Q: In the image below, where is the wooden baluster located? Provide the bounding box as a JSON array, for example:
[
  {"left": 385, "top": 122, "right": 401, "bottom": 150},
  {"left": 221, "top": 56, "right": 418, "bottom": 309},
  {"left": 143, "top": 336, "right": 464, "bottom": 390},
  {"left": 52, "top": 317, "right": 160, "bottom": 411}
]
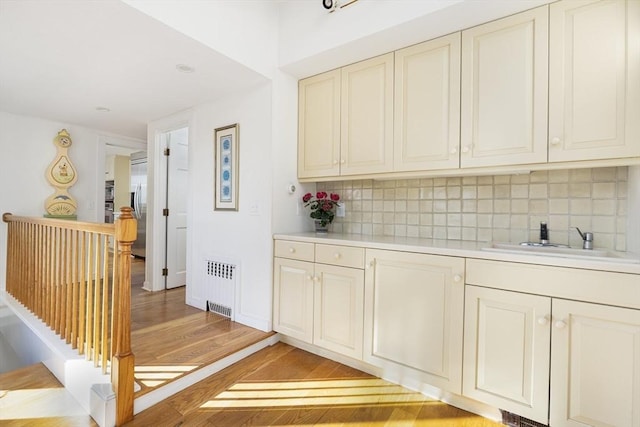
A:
[
  {"left": 86, "top": 233, "right": 94, "bottom": 360},
  {"left": 78, "top": 231, "right": 87, "bottom": 354},
  {"left": 112, "top": 207, "right": 136, "bottom": 426},
  {"left": 101, "top": 235, "right": 109, "bottom": 373},
  {"left": 71, "top": 229, "right": 79, "bottom": 349}
]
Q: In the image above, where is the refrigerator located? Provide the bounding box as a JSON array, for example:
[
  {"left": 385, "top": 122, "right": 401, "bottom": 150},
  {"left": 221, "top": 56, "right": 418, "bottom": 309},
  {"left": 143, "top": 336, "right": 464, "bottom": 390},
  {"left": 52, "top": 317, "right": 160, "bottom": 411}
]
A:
[{"left": 130, "top": 151, "right": 147, "bottom": 258}]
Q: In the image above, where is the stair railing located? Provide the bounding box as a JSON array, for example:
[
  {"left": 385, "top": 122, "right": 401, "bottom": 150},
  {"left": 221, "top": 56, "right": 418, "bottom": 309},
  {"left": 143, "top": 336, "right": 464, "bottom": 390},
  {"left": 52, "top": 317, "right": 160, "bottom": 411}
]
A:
[{"left": 3, "top": 207, "right": 136, "bottom": 425}]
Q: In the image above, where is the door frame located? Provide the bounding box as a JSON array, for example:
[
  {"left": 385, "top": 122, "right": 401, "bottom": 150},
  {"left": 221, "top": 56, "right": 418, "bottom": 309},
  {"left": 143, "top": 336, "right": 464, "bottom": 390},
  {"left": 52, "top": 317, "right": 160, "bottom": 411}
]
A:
[{"left": 146, "top": 110, "right": 193, "bottom": 292}]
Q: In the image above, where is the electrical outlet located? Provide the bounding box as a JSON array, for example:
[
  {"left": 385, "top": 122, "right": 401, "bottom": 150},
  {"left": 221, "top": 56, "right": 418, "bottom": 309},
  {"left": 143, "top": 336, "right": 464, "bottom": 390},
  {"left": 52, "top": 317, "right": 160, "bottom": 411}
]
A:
[{"left": 336, "top": 204, "right": 345, "bottom": 217}]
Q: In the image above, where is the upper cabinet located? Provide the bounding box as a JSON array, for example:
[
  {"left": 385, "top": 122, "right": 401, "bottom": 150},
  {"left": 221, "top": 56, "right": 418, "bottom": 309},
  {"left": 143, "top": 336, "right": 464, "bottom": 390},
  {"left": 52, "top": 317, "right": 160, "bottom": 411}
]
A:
[
  {"left": 341, "top": 53, "right": 394, "bottom": 176},
  {"left": 298, "top": 70, "right": 341, "bottom": 179},
  {"left": 460, "top": 6, "right": 548, "bottom": 168},
  {"left": 394, "top": 34, "right": 461, "bottom": 172},
  {"left": 297, "top": 0, "right": 640, "bottom": 181},
  {"left": 548, "top": 0, "right": 640, "bottom": 162},
  {"left": 298, "top": 54, "right": 393, "bottom": 179}
]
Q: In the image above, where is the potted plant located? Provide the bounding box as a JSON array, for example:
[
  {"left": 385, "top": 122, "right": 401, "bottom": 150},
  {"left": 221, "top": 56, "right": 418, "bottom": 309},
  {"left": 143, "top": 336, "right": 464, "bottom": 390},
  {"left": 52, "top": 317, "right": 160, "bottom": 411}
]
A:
[{"left": 302, "top": 191, "right": 340, "bottom": 233}]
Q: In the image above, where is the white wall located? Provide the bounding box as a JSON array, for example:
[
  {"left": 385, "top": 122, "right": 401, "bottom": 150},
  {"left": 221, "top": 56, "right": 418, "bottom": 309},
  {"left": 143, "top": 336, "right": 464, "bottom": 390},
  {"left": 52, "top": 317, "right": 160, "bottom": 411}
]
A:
[
  {"left": 627, "top": 166, "right": 640, "bottom": 258},
  {"left": 0, "top": 111, "right": 143, "bottom": 290},
  {"left": 185, "top": 82, "right": 275, "bottom": 331}
]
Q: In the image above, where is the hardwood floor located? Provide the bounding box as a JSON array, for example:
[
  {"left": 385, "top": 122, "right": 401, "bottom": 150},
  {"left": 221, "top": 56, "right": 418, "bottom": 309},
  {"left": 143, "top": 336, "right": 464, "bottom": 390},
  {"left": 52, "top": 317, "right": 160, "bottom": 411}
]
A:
[{"left": 127, "top": 342, "right": 504, "bottom": 427}]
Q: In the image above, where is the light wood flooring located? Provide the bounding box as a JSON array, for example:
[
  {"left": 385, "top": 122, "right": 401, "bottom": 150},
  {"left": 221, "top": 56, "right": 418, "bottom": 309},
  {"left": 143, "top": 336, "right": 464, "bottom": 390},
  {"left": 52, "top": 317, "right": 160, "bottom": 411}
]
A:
[{"left": 126, "top": 342, "right": 504, "bottom": 427}]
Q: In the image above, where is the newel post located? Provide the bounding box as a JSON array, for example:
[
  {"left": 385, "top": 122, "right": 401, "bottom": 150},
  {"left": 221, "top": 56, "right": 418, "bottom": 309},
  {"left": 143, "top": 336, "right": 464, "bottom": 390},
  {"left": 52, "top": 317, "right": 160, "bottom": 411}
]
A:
[{"left": 112, "top": 207, "right": 136, "bottom": 425}]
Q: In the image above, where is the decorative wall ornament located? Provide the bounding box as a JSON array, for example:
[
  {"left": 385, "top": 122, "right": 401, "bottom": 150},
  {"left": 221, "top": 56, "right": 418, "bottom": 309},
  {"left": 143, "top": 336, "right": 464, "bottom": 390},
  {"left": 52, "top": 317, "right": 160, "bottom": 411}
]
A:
[
  {"left": 214, "top": 124, "right": 239, "bottom": 211},
  {"left": 44, "top": 129, "right": 78, "bottom": 219}
]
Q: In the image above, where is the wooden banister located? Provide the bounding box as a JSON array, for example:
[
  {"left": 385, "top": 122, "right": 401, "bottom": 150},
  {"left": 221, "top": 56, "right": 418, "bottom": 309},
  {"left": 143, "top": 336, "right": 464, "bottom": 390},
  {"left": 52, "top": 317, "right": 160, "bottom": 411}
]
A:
[{"left": 3, "top": 208, "right": 136, "bottom": 426}]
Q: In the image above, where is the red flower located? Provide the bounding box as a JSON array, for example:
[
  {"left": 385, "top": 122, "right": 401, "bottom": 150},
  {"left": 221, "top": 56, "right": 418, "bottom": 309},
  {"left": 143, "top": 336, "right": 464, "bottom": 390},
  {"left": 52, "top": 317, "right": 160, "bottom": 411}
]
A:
[
  {"left": 302, "top": 192, "right": 312, "bottom": 203},
  {"left": 330, "top": 193, "right": 340, "bottom": 201},
  {"left": 322, "top": 202, "right": 333, "bottom": 211},
  {"left": 316, "top": 191, "right": 328, "bottom": 199}
]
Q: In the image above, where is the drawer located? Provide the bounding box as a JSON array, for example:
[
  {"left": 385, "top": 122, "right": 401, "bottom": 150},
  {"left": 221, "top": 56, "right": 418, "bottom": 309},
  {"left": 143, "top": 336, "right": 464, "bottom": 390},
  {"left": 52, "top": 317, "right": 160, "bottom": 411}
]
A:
[
  {"left": 315, "top": 244, "right": 364, "bottom": 269},
  {"left": 274, "top": 240, "right": 314, "bottom": 262}
]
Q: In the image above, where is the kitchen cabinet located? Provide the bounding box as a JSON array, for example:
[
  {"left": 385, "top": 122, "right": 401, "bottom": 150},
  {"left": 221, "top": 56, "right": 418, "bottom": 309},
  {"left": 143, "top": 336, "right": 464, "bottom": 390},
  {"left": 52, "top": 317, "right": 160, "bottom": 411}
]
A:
[
  {"left": 550, "top": 299, "right": 640, "bottom": 427},
  {"left": 340, "top": 53, "right": 394, "bottom": 176},
  {"left": 394, "top": 33, "right": 461, "bottom": 172},
  {"left": 463, "top": 286, "right": 551, "bottom": 424},
  {"left": 548, "top": 0, "right": 640, "bottom": 162},
  {"left": 298, "top": 70, "right": 341, "bottom": 179},
  {"left": 273, "top": 240, "right": 365, "bottom": 359},
  {"left": 465, "top": 259, "right": 640, "bottom": 427},
  {"left": 297, "top": 53, "right": 393, "bottom": 179},
  {"left": 364, "top": 249, "right": 465, "bottom": 394},
  {"left": 460, "top": 6, "right": 548, "bottom": 168}
]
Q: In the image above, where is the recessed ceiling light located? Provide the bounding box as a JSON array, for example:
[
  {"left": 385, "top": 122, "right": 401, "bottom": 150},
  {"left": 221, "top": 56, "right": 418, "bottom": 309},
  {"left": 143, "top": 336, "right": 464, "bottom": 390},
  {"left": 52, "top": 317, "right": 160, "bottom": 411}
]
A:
[
  {"left": 176, "top": 64, "right": 195, "bottom": 73},
  {"left": 95, "top": 106, "right": 111, "bottom": 112}
]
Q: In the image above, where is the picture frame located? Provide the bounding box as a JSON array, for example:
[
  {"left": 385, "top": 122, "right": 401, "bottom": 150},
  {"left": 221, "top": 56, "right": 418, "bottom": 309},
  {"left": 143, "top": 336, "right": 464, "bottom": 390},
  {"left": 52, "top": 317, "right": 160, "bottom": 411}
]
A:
[{"left": 214, "top": 123, "right": 239, "bottom": 211}]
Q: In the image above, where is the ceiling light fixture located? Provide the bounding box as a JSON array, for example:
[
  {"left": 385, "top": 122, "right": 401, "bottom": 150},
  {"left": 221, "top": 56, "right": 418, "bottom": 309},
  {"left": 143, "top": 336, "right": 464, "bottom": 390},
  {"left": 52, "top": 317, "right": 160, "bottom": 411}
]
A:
[
  {"left": 95, "top": 106, "right": 111, "bottom": 112},
  {"left": 176, "top": 64, "right": 195, "bottom": 73}
]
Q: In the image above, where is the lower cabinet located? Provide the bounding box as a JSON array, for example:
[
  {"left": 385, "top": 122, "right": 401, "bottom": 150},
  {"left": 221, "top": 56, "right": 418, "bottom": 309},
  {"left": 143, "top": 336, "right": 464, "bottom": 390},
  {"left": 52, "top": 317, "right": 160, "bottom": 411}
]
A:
[
  {"left": 464, "top": 285, "right": 640, "bottom": 427},
  {"left": 364, "top": 249, "right": 465, "bottom": 394},
  {"left": 463, "top": 285, "right": 551, "bottom": 424},
  {"left": 273, "top": 243, "right": 364, "bottom": 360},
  {"left": 550, "top": 299, "right": 640, "bottom": 427}
]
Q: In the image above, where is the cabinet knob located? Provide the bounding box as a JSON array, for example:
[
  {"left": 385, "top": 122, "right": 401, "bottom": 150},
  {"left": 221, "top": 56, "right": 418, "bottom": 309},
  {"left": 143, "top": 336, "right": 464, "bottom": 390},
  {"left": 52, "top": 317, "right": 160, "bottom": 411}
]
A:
[
  {"left": 306, "top": 275, "right": 312, "bottom": 281},
  {"left": 537, "top": 316, "right": 549, "bottom": 326},
  {"left": 554, "top": 320, "right": 567, "bottom": 329},
  {"left": 334, "top": 253, "right": 341, "bottom": 260},
  {"left": 551, "top": 137, "right": 562, "bottom": 146},
  {"left": 453, "top": 274, "right": 462, "bottom": 282},
  {"left": 366, "top": 261, "right": 374, "bottom": 269},
  {"left": 333, "top": 160, "right": 339, "bottom": 165},
  {"left": 462, "top": 145, "right": 471, "bottom": 153},
  {"left": 450, "top": 147, "right": 458, "bottom": 155},
  {"left": 340, "top": 159, "right": 346, "bottom": 164},
  {"left": 289, "top": 247, "right": 295, "bottom": 253}
]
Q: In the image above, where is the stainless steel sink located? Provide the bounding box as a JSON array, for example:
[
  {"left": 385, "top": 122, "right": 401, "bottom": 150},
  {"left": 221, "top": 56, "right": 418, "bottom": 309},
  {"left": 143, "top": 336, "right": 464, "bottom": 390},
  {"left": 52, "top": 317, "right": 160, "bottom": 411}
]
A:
[{"left": 481, "top": 242, "right": 640, "bottom": 264}]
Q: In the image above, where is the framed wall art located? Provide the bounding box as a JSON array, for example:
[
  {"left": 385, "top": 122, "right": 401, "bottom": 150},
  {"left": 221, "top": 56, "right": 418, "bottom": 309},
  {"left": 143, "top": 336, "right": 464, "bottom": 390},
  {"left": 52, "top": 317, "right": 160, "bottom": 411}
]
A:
[{"left": 214, "top": 124, "right": 239, "bottom": 211}]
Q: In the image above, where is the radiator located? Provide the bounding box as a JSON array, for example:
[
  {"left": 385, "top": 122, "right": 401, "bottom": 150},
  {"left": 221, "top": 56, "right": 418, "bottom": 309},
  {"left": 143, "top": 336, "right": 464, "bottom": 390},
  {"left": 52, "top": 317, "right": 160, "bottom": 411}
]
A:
[{"left": 204, "top": 260, "right": 236, "bottom": 320}]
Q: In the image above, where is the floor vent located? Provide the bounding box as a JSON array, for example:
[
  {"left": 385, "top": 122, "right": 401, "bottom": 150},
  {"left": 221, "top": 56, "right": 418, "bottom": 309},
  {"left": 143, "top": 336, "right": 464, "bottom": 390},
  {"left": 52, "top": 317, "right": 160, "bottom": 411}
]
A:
[
  {"left": 204, "top": 260, "right": 236, "bottom": 320},
  {"left": 501, "top": 411, "right": 548, "bottom": 427}
]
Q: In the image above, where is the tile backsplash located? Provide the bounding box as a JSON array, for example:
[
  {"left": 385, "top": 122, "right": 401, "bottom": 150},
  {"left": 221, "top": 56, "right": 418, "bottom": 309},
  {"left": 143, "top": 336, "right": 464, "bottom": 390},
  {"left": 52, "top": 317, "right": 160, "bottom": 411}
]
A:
[{"left": 317, "top": 167, "right": 628, "bottom": 251}]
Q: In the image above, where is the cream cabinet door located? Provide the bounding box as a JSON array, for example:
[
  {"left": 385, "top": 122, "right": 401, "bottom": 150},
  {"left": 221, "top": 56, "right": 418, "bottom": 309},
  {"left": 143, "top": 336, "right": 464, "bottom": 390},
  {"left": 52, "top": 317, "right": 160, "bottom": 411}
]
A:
[
  {"left": 341, "top": 53, "right": 394, "bottom": 175},
  {"left": 549, "top": 0, "right": 640, "bottom": 162},
  {"left": 463, "top": 286, "right": 551, "bottom": 425},
  {"left": 313, "top": 264, "right": 364, "bottom": 359},
  {"left": 364, "top": 249, "right": 464, "bottom": 394},
  {"left": 394, "top": 33, "right": 461, "bottom": 172},
  {"left": 461, "top": 6, "right": 548, "bottom": 168},
  {"left": 298, "top": 69, "right": 341, "bottom": 179},
  {"left": 550, "top": 299, "right": 640, "bottom": 427},
  {"left": 273, "top": 258, "right": 314, "bottom": 343}
]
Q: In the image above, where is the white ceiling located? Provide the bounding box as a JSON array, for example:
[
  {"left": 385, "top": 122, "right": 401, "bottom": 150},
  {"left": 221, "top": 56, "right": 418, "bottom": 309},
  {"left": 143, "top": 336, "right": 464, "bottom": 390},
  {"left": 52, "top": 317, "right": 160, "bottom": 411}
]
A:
[{"left": 0, "top": 0, "right": 268, "bottom": 140}]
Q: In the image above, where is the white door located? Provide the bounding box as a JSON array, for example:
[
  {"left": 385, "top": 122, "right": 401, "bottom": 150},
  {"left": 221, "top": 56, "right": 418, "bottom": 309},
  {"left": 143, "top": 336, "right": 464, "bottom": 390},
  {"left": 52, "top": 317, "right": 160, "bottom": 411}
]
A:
[{"left": 165, "top": 127, "right": 188, "bottom": 289}]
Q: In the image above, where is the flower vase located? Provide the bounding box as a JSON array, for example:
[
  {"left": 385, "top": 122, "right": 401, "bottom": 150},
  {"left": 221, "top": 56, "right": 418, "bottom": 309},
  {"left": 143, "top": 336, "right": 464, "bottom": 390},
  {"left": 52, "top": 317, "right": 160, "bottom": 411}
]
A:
[{"left": 314, "top": 220, "right": 329, "bottom": 233}]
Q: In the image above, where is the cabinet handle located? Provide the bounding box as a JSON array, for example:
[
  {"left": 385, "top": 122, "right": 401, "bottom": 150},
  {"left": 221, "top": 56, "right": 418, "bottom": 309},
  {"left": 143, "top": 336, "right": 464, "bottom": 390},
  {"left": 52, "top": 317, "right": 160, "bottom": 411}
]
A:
[
  {"left": 462, "top": 145, "right": 471, "bottom": 153},
  {"left": 334, "top": 253, "right": 341, "bottom": 260},
  {"left": 551, "top": 137, "right": 562, "bottom": 146},
  {"left": 313, "top": 276, "right": 320, "bottom": 283},
  {"left": 453, "top": 274, "right": 462, "bottom": 282},
  {"left": 340, "top": 159, "right": 346, "bottom": 164},
  {"left": 554, "top": 320, "right": 567, "bottom": 329},
  {"left": 333, "top": 160, "right": 339, "bottom": 165},
  {"left": 289, "top": 247, "right": 295, "bottom": 253},
  {"left": 537, "top": 316, "right": 549, "bottom": 326},
  {"left": 306, "top": 275, "right": 312, "bottom": 281},
  {"left": 450, "top": 147, "right": 458, "bottom": 155},
  {"left": 366, "top": 261, "right": 375, "bottom": 269}
]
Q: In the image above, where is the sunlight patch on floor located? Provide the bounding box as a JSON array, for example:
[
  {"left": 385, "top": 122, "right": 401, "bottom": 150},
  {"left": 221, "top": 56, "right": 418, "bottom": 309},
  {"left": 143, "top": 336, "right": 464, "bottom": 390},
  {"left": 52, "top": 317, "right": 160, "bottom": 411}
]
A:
[
  {"left": 201, "top": 378, "right": 434, "bottom": 409},
  {"left": 0, "top": 388, "right": 88, "bottom": 420},
  {"left": 134, "top": 364, "right": 198, "bottom": 387}
]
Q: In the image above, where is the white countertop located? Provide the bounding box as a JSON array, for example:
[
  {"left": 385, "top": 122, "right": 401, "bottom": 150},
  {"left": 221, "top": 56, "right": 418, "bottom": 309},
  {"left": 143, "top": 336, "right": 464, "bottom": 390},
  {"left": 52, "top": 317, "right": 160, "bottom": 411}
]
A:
[{"left": 273, "top": 232, "right": 640, "bottom": 275}]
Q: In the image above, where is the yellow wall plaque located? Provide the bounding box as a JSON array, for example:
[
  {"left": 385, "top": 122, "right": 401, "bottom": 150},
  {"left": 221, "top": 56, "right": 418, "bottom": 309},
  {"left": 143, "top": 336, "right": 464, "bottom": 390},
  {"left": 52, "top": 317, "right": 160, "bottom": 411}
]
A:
[{"left": 44, "top": 129, "right": 78, "bottom": 219}]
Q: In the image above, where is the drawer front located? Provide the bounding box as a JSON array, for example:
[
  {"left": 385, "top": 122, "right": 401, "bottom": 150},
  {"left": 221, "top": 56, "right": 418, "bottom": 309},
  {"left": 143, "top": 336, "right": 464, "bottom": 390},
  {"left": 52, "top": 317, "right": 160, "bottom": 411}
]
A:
[
  {"left": 315, "top": 244, "right": 364, "bottom": 269},
  {"left": 274, "top": 240, "right": 314, "bottom": 262}
]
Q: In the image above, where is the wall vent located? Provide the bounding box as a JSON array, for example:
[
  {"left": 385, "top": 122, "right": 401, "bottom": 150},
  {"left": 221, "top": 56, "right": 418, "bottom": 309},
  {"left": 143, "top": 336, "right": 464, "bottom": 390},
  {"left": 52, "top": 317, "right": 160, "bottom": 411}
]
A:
[
  {"left": 501, "top": 410, "right": 548, "bottom": 427},
  {"left": 204, "top": 260, "right": 236, "bottom": 320}
]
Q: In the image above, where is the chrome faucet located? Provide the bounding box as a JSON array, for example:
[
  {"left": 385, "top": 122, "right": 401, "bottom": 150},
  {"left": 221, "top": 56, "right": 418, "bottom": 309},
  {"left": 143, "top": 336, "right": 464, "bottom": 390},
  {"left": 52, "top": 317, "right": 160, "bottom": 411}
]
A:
[{"left": 575, "top": 227, "right": 594, "bottom": 250}]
